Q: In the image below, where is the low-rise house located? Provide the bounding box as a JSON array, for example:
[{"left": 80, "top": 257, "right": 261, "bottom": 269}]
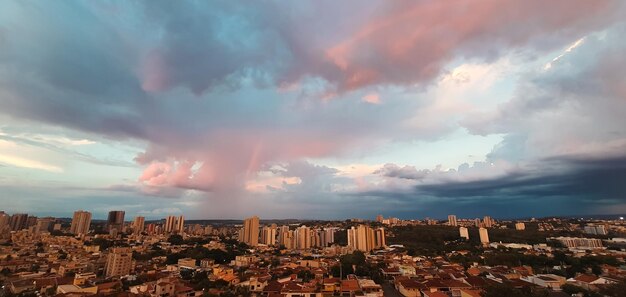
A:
[{"left": 521, "top": 274, "right": 566, "bottom": 290}]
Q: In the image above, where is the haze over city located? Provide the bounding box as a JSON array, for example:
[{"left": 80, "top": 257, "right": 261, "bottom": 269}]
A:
[{"left": 1, "top": 1, "right": 626, "bottom": 220}]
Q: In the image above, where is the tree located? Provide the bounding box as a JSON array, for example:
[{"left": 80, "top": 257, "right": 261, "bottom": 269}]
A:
[
  {"left": 481, "top": 283, "right": 548, "bottom": 297},
  {"left": 297, "top": 270, "right": 314, "bottom": 282},
  {"left": 168, "top": 234, "right": 184, "bottom": 245},
  {"left": 599, "top": 279, "right": 626, "bottom": 297}
]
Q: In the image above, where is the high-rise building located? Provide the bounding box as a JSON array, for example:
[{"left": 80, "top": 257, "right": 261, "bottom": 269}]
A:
[
  {"left": 9, "top": 213, "right": 29, "bottom": 231},
  {"left": 278, "top": 226, "right": 291, "bottom": 248},
  {"left": 448, "top": 215, "right": 458, "bottom": 227},
  {"left": 375, "top": 228, "right": 386, "bottom": 248},
  {"left": 376, "top": 215, "right": 383, "bottom": 223},
  {"left": 70, "top": 210, "right": 92, "bottom": 235},
  {"left": 175, "top": 215, "right": 184, "bottom": 233},
  {"left": 474, "top": 218, "right": 482, "bottom": 227},
  {"left": 347, "top": 225, "right": 386, "bottom": 252},
  {"left": 35, "top": 217, "right": 55, "bottom": 234},
  {"left": 261, "top": 225, "right": 277, "bottom": 246},
  {"left": 483, "top": 216, "right": 493, "bottom": 228},
  {"left": 241, "top": 216, "right": 260, "bottom": 246},
  {"left": 164, "top": 216, "right": 176, "bottom": 233},
  {"left": 27, "top": 216, "right": 38, "bottom": 228},
  {"left": 105, "top": 247, "right": 133, "bottom": 277},
  {"left": 296, "top": 225, "right": 311, "bottom": 250},
  {"left": 0, "top": 212, "right": 9, "bottom": 233},
  {"left": 133, "top": 216, "right": 145, "bottom": 235},
  {"left": 323, "top": 227, "right": 336, "bottom": 246},
  {"left": 107, "top": 211, "right": 125, "bottom": 232},
  {"left": 459, "top": 227, "right": 469, "bottom": 240},
  {"left": 515, "top": 222, "right": 526, "bottom": 231},
  {"left": 479, "top": 227, "right": 489, "bottom": 246},
  {"left": 164, "top": 215, "right": 184, "bottom": 234}
]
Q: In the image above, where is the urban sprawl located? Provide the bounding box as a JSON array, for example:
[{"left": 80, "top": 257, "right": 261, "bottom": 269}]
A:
[{"left": 1, "top": 211, "right": 626, "bottom": 297}]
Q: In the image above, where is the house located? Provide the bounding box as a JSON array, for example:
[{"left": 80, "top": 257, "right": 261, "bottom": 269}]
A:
[
  {"left": 341, "top": 279, "right": 361, "bottom": 297},
  {"left": 396, "top": 279, "right": 424, "bottom": 297},
  {"left": 522, "top": 274, "right": 565, "bottom": 290},
  {"left": 567, "top": 274, "right": 615, "bottom": 291}
]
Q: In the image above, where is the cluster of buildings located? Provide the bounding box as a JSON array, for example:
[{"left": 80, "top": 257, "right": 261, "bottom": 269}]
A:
[
  {"left": 236, "top": 216, "right": 331, "bottom": 249},
  {"left": 2, "top": 210, "right": 626, "bottom": 297}
]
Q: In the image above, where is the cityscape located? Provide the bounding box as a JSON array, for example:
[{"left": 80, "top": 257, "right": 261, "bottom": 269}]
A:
[
  {"left": 2, "top": 210, "right": 626, "bottom": 297},
  {"left": 2, "top": 1, "right": 626, "bottom": 297}
]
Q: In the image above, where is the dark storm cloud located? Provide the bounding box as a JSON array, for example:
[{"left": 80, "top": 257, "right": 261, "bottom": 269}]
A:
[{"left": 418, "top": 155, "right": 626, "bottom": 202}]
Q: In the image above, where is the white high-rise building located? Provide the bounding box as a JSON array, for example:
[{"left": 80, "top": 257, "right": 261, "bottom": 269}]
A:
[
  {"left": 459, "top": 227, "right": 469, "bottom": 240},
  {"left": 70, "top": 210, "right": 92, "bottom": 235},
  {"left": 448, "top": 215, "right": 458, "bottom": 227},
  {"left": 515, "top": 222, "right": 525, "bottom": 231},
  {"left": 479, "top": 227, "right": 489, "bottom": 246}
]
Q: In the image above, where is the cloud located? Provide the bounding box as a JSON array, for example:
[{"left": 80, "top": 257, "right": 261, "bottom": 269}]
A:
[
  {"left": 361, "top": 93, "right": 380, "bottom": 104},
  {"left": 374, "top": 163, "right": 429, "bottom": 180},
  {"left": 0, "top": 1, "right": 625, "bottom": 218},
  {"left": 321, "top": 0, "right": 621, "bottom": 91},
  {"left": 417, "top": 155, "right": 626, "bottom": 204}
]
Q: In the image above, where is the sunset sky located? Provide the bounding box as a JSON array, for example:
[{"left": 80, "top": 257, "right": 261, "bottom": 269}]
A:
[{"left": 1, "top": 1, "right": 625, "bottom": 219}]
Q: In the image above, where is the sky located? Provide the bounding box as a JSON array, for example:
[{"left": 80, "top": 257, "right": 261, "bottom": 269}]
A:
[{"left": 1, "top": 1, "right": 626, "bottom": 220}]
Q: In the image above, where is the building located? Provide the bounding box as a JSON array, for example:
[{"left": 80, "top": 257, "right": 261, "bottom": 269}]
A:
[
  {"left": 164, "top": 215, "right": 184, "bottom": 234},
  {"left": 107, "top": 211, "right": 125, "bottom": 232},
  {"left": 133, "top": 216, "right": 145, "bottom": 235},
  {"left": 35, "top": 217, "right": 55, "bottom": 233},
  {"left": 261, "top": 225, "right": 277, "bottom": 246},
  {"left": 474, "top": 218, "right": 481, "bottom": 227},
  {"left": 459, "top": 227, "right": 469, "bottom": 240},
  {"left": 483, "top": 216, "right": 493, "bottom": 228},
  {"left": 448, "top": 215, "right": 458, "bottom": 227},
  {"left": 105, "top": 247, "right": 133, "bottom": 278},
  {"left": 584, "top": 225, "right": 607, "bottom": 235},
  {"left": 0, "top": 212, "right": 9, "bottom": 233},
  {"left": 241, "top": 216, "right": 260, "bottom": 246},
  {"left": 515, "top": 222, "right": 525, "bottom": 231},
  {"left": 70, "top": 210, "right": 92, "bottom": 235},
  {"left": 375, "top": 228, "right": 386, "bottom": 247},
  {"left": 175, "top": 215, "right": 184, "bottom": 233},
  {"left": 9, "top": 213, "right": 29, "bottom": 231},
  {"left": 376, "top": 215, "right": 383, "bottom": 222},
  {"left": 479, "top": 227, "right": 489, "bottom": 246},
  {"left": 296, "top": 225, "right": 311, "bottom": 250},
  {"left": 324, "top": 227, "right": 336, "bottom": 246},
  {"left": 550, "top": 237, "right": 603, "bottom": 249},
  {"left": 347, "top": 225, "right": 386, "bottom": 252}
]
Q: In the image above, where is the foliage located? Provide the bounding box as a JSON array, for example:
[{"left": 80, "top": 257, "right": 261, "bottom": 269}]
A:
[
  {"left": 481, "top": 283, "right": 548, "bottom": 297},
  {"left": 598, "top": 279, "right": 626, "bottom": 297},
  {"left": 86, "top": 238, "right": 114, "bottom": 251},
  {"left": 168, "top": 234, "right": 185, "bottom": 245},
  {"left": 297, "top": 270, "right": 314, "bottom": 282},
  {"left": 165, "top": 245, "right": 245, "bottom": 265},
  {"left": 561, "top": 284, "right": 602, "bottom": 297}
]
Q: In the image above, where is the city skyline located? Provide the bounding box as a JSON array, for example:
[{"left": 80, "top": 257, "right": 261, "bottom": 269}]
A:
[{"left": 1, "top": 2, "right": 626, "bottom": 219}]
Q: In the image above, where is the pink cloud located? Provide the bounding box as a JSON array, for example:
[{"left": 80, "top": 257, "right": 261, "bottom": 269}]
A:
[
  {"left": 322, "top": 0, "right": 617, "bottom": 91},
  {"left": 362, "top": 93, "right": 380, "bottom": 104}
]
